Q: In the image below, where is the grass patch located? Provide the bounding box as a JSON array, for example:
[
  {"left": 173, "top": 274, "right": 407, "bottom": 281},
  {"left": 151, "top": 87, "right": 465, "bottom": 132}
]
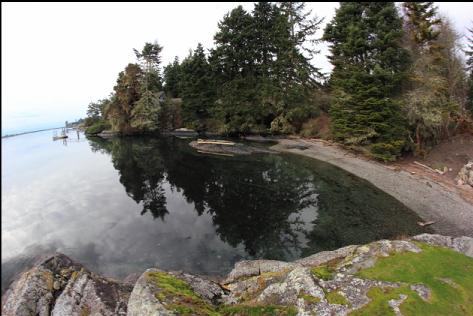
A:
[
  {"left": 219, "top": 304, "right": 298, "bottom": 316},
  {"left": 326, "top": 291, "right": 349, "bottom": 305},
  {"left": 145, "top": 271, "right": 219, "bottom": 315},
  {"left": 311, "top": 265, "right": 334, "bottom": 280},
  {"left": 352, "top": 243, "right": 473, "bottom": 315},
  {"left": 298, "top": 292, "right": 321, "bottom": 304}
]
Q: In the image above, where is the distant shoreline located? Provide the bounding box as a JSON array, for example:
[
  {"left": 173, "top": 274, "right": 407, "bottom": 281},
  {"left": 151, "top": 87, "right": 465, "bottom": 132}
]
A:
[{"left": 1, "top": 127, "right": 63, "bottom": 139}]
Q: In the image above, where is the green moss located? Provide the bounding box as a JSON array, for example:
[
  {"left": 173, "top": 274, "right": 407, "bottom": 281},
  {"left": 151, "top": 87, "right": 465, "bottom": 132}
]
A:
[
  {"left": 299, "top": 292, "right": 321, "bottom": 304},
  {"left": 145, "top": 271, "right": 219, "bottom": 315},
  {"left": 311, "top": 265, "right": 334, "bottom": 280},
  {"left": 352, "top": 243, "right": 473, "bottom": 315},
  {"left": 350, "top": 286, "right": 415, "bottom": 316},
  {"left": 326, "top": 291, "right": 349, "bottom": 305},
  {"left": 219, "top": 304, "right": 298, "bottom": 316}
]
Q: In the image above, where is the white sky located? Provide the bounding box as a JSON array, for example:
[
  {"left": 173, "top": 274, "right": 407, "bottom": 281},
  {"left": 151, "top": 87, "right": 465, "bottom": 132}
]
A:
[{"left": 2, "top": 2, "right": 473, "bottom": 134}]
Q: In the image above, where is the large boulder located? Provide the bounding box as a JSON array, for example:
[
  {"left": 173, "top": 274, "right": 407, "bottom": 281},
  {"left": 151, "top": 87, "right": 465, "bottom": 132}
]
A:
[
  {"left": 1, "top": 254, "right": 132, "bottom": 316},
  {"left": 127, "top": 268, "right": 224, "bottom": 316}
]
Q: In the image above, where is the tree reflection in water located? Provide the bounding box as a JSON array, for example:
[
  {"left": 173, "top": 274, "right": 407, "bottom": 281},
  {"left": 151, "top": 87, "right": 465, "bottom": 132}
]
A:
[{"left": 88, "top": 136, "right": 427, "bottom": 261}]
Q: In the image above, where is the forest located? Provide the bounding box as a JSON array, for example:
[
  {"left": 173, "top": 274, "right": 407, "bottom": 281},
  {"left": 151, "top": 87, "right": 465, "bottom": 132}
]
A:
[{"left": 84, "top": 2, "right": 473, "bottom": 161}]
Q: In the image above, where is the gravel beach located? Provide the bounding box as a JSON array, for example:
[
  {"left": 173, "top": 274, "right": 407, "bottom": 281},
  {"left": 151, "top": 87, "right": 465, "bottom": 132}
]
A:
[{"left": 271, "top": 138, "right": 473, "bottom": 237}]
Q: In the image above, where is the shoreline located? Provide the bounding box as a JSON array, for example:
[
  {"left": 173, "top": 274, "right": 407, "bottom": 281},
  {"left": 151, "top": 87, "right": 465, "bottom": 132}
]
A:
[{"left": 271, "top": 138, "right": 473, "bottom": 237}]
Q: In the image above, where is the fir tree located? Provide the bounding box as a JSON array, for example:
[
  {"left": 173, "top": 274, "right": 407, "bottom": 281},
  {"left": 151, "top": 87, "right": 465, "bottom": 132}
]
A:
[
  {"left": 324, "top": 2, "right": 410, "bottom": 160},
  {"left": 466, "top": 26, "right": 473, "bottom": 114},
  {"left": 163, "top": 56, "right": 182, "bottom": 98},
  {"left": 180, "top": 43, "right": 216, "bottom": 130},
  {"left": 402, "top": 2, "right": 442, "bottom": 55}
]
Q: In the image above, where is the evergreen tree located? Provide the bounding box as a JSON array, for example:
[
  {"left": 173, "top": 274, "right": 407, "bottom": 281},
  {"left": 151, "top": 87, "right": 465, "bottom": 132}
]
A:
[
  {"left": 180, "top": 43, "right": 216, "bottom": 130},
  {"left": 324, "top": 2, "right": 410, "bottom": 160},
  {"left": 401, "top": 5, "right": 466, "bottom": 153},
  {"left": 277, "top": 1, "right": 324, "bottom": 84},
  {"left": 210, "top": 6, "right": 264, "bottom": 134},
  {"left": 402, "top": 2, "right": 442, "bottom": 56},
  {"left": 163, "top": 56, "right": 182, "bottom": 98},
  {"left": 210, "top": 3, "right": 323, "bottom": 134},
  {"left": 131, "top": 42, "right": 164, "bottom": 132},
  {"left": 134, "top": 42, "right": 163, "bottom": 92},
  {"left": 466, "top": 26, "right": 473, "bottom": 114}
]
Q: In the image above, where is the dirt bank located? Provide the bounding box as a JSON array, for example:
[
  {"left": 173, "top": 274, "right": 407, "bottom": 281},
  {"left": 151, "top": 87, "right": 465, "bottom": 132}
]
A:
[{"left": 271, "top": 138, "right": 473, "bottom": 237}]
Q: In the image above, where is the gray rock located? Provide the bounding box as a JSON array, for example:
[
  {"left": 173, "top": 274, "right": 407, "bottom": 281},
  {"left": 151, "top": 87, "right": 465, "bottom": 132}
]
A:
[
  {"left": 295, "top": 245, "right": 357, "bottom": 267},
  {"left": 127, "top": 269, "right": 175, "bottom": 316},
  {"left": 388, "top": 294, "right": 407, "bottom": 316},
  {"left": 127, "top": 268, "right": 222, "bottom": 316},
  {"left": 410, "top": 284, "right": 431, "bottom": 301},
  {"left": 52, "top": 271, "right": 132, "bottom": 316},
  {"left": 223, "top": 259, "right": 300, "bottom": 284},
  {"left": 1, "top": 266, "right": 55, "bottom": 316},
  {"left": 412, "top": 233, "right": 473, "bottom": 257},
  {"left": 171, "top": 271, "right": 224, "bottom": 304},
  {"left": 456, "top": 161, "right": 473, "bottom": 186},
  {"left": 257, "top": 267, "right": 325, "bottom": 305},
  {"left": 1, "top": 254, "right": 132, "bottom": 316}
]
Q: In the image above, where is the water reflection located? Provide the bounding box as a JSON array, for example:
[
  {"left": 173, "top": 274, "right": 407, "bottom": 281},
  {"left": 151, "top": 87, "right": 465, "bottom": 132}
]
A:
[
  {"left": 2, "top": 132, "right": 429, "bottom": 294},
  {"left": 88, "top": 136, "right": 428, "bottom": 258},
  {"left": 88, "top": 136, "right": 319, "bottom": 259}
]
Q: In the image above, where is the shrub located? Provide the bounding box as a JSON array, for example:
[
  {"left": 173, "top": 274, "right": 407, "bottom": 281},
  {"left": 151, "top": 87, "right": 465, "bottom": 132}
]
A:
[{"left": 85, "top": 120, "right": 111, "bottom": 135}]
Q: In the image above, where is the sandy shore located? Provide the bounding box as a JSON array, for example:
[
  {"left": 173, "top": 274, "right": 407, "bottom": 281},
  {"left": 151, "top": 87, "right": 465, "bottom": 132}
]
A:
[{"left": 271, "top": 138, "right": 473, "bottom": 237}]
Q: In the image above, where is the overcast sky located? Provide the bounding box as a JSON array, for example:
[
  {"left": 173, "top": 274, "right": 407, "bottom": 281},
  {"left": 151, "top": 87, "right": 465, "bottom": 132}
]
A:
[{"left": 2, "top": 2, "right": 473, "bottom": 134}]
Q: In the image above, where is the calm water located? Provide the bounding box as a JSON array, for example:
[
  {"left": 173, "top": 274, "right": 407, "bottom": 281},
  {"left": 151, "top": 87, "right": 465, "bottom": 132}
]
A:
[{"left": 1, "top": 130, "right": 428, "bottom": 291}]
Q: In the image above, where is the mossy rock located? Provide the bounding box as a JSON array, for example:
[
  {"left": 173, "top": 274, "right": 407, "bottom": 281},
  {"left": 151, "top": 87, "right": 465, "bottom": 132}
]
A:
[
  {"left": 352, "top": 243, "right": 473, "bottom": 315},
  {"left": 144, "top": 271, "right": 219, "bottom": 316}
]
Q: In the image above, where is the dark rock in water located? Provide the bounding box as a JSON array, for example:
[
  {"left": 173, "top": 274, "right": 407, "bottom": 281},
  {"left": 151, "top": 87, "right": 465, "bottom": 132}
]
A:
[
  {"left": 1, "top": 253, "right": 132, "bottom": 316},
  {"left": 285, "top": 144, "right": 309, "bottom": 150},
  {"left": 162, "top": 128, "right": 198, "bottom": 137}
]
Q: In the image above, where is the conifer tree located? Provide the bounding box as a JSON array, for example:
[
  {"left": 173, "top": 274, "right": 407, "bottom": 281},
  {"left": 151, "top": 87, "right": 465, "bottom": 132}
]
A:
[
  {"left": 180, "top": 43, "right": 216, "bottom": 130},
  {"left": 163, "top": 56, "right": 182, "bottom": 98},
  {"left": 324, "top": 2, "right": 410, "bottom": 160},
  {"left": 402, "top": 2, "right": 442, "bottom": 55},
  {"left": 402, "top": 4, "right": 466, "bottom": 153},
  {"left": 466, "top": 26, "right": 473, "bottom": 114}
]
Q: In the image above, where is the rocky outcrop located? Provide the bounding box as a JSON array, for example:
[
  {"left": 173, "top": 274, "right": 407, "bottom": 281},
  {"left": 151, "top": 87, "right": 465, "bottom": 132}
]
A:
[
  {"left": 1, "top": 254, "right": 132, "bottom": 316},
  {"left": 412, "top": 233, "right": 473, "bottom": 257},
  {"left": 457, "top": 161, "right": 473, "bottom": 187},
  {"left": 2, "top": 234, "right": 473, "bottom": 315}
]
